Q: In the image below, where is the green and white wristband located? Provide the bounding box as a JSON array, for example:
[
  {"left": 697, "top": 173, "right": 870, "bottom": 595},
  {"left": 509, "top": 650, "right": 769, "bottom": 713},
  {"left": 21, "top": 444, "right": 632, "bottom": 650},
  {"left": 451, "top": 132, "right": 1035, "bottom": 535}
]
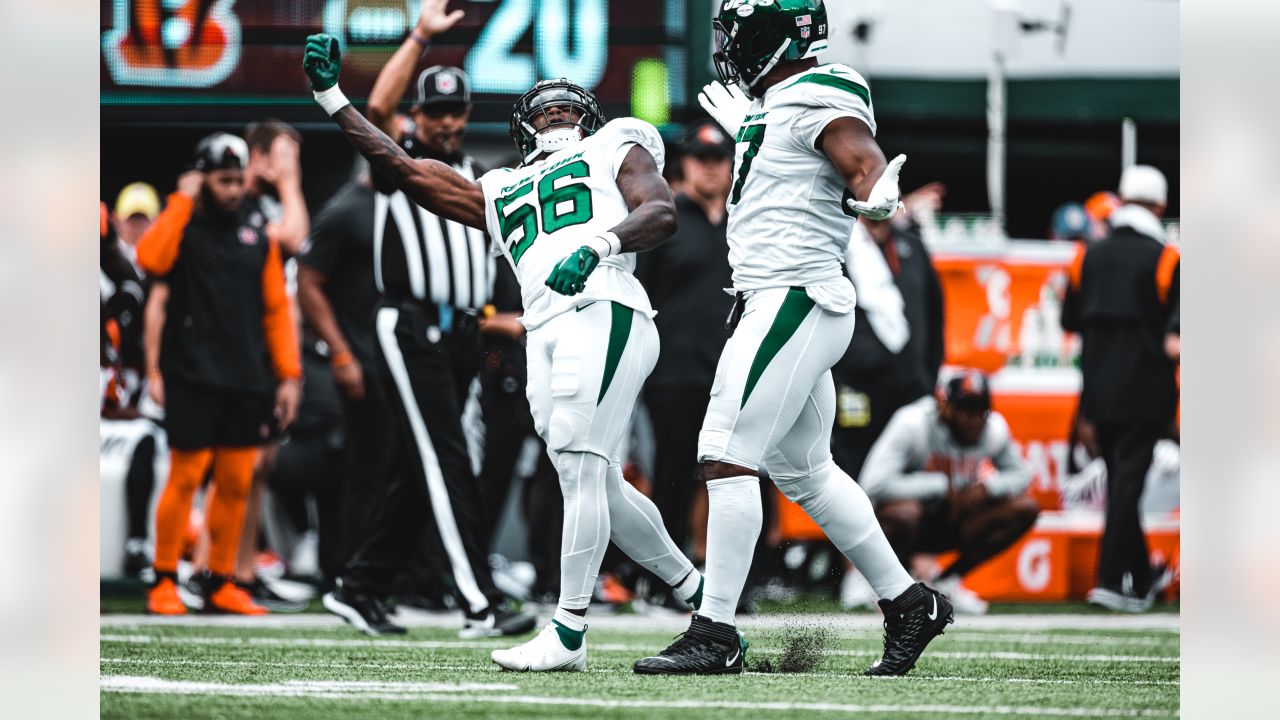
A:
[
  {"left": 313, "top": 85, "right": 351, "bottom": 116},
  {"left": 584, "top": 231, "right": 622, "bottom": 260}
]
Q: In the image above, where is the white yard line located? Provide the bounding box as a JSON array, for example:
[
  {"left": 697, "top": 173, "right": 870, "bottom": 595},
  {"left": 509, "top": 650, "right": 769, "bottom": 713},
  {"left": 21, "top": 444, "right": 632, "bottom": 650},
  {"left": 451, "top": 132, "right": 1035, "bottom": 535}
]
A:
[
  {"left": 101, "top": 611, "right": 1180, "bottom": 633},
  {"left": 101, "top": 675, "right": 1176, "bottom": 717},
  {"left": 99, "top": 634, "right": 1178, "bottom": 663},
  {"left": 99, "top": 657, "right": 1178, "bottom": 686}
]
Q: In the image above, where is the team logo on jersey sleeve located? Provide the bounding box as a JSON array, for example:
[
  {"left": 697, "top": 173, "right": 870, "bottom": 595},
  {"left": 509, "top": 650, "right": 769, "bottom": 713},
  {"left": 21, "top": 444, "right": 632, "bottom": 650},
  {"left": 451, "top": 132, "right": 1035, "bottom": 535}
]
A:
[
  {"left": 102, "top": 0, "right": 242, "bottom": 88},
  {"left": 238, "top": 227, "right": 258, "bottom": 246}
]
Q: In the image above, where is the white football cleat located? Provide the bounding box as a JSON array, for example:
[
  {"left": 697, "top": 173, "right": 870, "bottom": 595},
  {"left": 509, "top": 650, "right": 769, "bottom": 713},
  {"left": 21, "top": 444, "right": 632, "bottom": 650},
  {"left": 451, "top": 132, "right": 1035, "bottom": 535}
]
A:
[
  {"left": 931, "top": 575, "right": 989, "bottom": 615},
  {"left": 490, "top": 623, "right": 586, "bottom": 672}
]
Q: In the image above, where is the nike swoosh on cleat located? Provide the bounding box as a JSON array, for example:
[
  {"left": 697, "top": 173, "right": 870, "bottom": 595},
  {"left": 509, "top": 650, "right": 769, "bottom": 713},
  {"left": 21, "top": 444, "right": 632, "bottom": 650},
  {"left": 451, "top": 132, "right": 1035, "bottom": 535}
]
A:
[
  {"left": 926, "top": 596, "right": 938, "bottom": 621},
  {"left": 725, "top": 648, "right": 740, "bottom": 667}
]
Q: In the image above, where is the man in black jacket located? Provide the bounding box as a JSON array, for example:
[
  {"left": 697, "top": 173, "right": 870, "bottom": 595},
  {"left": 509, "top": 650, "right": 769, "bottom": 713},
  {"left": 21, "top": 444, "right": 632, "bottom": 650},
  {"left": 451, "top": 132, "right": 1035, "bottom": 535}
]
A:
[
  {"left": 1062, "top": 164, "right": 1179, "bottom": 612},
  {"left": 635, "top": 121, "right": 735, "bottom": 606},
  {"left": 832, "top": 202, "right": 945, "bottom": 482}
]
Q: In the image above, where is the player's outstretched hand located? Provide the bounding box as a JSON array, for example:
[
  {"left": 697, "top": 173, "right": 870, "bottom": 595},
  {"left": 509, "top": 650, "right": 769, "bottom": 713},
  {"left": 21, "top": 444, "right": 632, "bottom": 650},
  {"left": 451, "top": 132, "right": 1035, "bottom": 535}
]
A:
[
  {"left": 303, "top": 34, "right": 342, "bottom": 91},
  {"left": 545, "top": 247, "right": 601, "bottom": 296},
  {"left": 698, "top": 81, "right": 751, "bottom": 138},
  {"left": 846, "top": 154, "right": 907, "bottom": 221}
]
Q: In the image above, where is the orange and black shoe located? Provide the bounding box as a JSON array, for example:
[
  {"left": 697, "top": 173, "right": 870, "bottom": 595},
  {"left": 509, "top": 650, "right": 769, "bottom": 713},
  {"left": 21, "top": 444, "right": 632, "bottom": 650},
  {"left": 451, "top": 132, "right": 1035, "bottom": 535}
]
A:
[
  {"left": 201, "top": 574, "right": 269, "bottom": 615},
  {"left": 146, "top": 575, "right": 187, "bottom": 616}
]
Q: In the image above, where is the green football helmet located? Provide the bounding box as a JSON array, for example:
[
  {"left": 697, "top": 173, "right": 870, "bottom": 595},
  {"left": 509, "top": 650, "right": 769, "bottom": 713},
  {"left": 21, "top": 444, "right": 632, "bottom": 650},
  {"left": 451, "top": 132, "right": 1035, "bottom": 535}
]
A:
[{"left": 714, "top": 0, "right": 828, "bottom": 97}]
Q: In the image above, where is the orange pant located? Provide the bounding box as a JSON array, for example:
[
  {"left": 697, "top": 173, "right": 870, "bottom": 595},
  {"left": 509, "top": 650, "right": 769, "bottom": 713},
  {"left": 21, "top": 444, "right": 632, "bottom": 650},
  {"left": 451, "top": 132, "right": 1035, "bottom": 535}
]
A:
[{"left": 153, "top": 446, "right": 259, "bottom": 577}]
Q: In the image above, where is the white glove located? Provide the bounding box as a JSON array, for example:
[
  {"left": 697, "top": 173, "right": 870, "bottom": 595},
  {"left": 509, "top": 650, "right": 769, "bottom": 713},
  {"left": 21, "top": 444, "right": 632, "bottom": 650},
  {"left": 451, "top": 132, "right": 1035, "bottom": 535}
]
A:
[
  {"left": 846, "top": 154, "right": 907, "bottom": 221},
  {"left": 697, "top": 81, "right": 751, "bottom": 138}
]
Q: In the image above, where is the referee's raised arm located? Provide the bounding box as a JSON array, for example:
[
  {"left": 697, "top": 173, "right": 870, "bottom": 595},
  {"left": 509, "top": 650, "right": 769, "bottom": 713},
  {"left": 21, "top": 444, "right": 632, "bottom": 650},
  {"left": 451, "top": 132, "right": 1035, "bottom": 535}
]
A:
[{"left": 303, "top": 34, "right": 486, "bottom": 231}]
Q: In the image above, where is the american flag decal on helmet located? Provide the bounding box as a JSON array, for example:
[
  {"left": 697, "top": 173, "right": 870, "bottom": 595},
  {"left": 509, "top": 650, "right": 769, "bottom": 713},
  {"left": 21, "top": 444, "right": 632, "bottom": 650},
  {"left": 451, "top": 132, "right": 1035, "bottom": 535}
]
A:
[{"left": 796, "top": 15, "right": 813, "bottom": 26}]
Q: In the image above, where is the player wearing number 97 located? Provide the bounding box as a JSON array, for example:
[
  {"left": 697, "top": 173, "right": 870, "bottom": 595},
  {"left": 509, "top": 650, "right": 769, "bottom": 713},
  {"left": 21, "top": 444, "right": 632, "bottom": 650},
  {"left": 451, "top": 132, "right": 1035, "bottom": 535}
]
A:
[
  {"left": 303, "top": 34, "right": 706, "bottom": 672},
  {"left": 634, "top": 0, "right": 952, "bottom": 678}
]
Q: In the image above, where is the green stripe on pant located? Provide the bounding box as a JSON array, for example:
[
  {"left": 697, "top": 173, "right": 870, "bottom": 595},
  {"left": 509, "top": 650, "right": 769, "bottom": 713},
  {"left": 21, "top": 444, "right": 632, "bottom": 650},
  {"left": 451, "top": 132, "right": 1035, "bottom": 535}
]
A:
[
  {"left": 598, "top": 302, "right": 633, "bottom": 405},
  {"left": 741, "top": 288, "right": 816, "bottom": 409}
]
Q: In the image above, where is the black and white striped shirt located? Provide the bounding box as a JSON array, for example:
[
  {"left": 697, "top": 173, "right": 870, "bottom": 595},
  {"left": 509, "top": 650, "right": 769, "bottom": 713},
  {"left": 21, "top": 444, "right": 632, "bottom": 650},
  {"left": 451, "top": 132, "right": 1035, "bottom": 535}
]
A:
[{"left": 374, "top": 157, "right": 494, "bottom": 310}]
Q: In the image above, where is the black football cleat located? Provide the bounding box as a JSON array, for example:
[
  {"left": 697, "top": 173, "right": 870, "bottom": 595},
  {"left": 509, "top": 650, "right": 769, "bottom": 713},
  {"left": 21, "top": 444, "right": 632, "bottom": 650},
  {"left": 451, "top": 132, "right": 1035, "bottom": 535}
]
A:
[
  {"left": 323, "top": 581, "right": 407, "bottom": 636},
  {"left": 242, "top": 576, "right": 308, "bottom": 613},
  {"left": 865, "top": 582, "right": 953, "bottom": 676},
  {"left": 460, "top": 602, "right": 537, "bottom": 639},
  {"left": 633, "top": 614, "right": 746, "bottom": 675}
]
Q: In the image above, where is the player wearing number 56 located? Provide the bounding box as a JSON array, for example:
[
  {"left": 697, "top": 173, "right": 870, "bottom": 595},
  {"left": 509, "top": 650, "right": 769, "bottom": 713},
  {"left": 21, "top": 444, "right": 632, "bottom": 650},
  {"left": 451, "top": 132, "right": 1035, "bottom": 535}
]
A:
[{"left": 303, "top": 31, "right": 707, "bottom": 672}]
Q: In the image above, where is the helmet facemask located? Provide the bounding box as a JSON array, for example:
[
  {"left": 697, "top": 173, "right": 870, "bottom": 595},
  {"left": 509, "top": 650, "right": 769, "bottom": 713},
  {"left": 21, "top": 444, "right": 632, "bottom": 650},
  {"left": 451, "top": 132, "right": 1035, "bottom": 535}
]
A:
[{"left": 510, "top": 81, "right": 606, "bottom": 165}]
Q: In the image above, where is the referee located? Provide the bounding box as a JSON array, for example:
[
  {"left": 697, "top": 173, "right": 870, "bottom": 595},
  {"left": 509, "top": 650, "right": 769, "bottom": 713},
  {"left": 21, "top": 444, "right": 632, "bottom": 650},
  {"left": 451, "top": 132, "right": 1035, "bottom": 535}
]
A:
[{"left": 322, "top": 1, "right": 532, "bottom": 639}]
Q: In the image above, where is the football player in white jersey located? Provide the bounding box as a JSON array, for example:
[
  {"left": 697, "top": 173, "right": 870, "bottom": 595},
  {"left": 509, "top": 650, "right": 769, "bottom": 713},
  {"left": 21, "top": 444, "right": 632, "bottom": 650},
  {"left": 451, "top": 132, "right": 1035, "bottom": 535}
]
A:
[
  {"left": 303, "top": 37, "right": 705, "bottom": 672},
  {"left": 634, "top": 0, "right": 953, "bottom": 677}
]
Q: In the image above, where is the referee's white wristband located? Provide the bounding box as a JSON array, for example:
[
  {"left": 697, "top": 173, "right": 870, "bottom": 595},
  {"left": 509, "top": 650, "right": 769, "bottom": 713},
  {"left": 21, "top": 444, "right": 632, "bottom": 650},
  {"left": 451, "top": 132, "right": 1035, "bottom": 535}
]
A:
[
  {"left": 585, "top": 231, "right": 622, "bottom": 260},
  {"left": 313, "top": 85, "right": 351, "bottom": 116}
]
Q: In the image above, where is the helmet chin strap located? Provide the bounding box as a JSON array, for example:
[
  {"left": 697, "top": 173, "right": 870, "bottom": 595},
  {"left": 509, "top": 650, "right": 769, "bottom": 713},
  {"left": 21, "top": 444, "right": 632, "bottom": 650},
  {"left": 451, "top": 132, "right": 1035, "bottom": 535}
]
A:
[
  {"left": 533, "top": 126, "right": 584, "bottom": 158},
  {"left": 747, "top": 39, "right": 793, "bottom": 95}
]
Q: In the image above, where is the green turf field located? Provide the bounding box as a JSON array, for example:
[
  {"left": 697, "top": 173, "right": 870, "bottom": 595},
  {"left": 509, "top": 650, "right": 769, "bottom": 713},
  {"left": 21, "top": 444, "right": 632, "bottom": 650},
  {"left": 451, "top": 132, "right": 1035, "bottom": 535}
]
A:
[{"left": 99, "top": 607, "right": 1179, "bottom": 719}]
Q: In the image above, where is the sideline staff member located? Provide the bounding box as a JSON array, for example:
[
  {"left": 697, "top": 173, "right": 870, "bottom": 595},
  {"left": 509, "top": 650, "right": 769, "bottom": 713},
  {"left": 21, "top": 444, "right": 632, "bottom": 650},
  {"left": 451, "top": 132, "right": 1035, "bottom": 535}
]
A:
[
  {"left": 859, "top": 371, "right": 1037, "bottom": 615},
  {"left": 1062, "top": 164, "right": 1179, "bottom": 612},
  {"left": 139, "top": 134, "right": 302, "bottom": 616}
]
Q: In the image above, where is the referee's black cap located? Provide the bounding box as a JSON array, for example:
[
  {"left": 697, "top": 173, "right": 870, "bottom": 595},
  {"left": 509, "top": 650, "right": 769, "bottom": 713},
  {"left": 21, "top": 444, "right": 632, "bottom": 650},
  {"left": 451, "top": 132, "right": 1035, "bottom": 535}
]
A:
[{"left": 414, "top": 66, "right": 471, "bottom": 109}]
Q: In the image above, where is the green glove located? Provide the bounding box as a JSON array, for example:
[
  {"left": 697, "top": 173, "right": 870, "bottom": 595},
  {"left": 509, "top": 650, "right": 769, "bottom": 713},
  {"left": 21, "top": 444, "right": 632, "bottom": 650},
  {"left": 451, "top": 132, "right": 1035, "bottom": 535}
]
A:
[
  {"left": 545, "top": 247, "right": 601, "bottom": 296},
  {"left": 302, "top": 34, "right": 342, "bottom": 91}
]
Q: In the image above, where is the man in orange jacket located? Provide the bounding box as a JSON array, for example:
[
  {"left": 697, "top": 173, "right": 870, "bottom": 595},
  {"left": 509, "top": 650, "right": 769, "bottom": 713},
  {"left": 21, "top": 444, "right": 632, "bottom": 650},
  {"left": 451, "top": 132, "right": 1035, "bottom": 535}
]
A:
[{"left": 137, "top": 133, "right": 302, "bottom": 615}]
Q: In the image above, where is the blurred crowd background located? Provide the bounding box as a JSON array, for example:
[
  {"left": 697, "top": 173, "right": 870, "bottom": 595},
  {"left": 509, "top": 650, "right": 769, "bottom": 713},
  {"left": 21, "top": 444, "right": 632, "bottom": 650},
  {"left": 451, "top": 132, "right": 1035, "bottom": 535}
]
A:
[{"left": 98, "top": 0, "right": 1180, "bottom": 618}]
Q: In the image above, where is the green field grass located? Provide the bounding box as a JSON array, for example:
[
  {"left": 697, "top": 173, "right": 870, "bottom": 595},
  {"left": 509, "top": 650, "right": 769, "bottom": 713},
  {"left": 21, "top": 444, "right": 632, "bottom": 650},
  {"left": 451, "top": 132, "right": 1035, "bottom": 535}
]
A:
[{"left": 99, "top": 607, "right": 1179, "bottom": 719}]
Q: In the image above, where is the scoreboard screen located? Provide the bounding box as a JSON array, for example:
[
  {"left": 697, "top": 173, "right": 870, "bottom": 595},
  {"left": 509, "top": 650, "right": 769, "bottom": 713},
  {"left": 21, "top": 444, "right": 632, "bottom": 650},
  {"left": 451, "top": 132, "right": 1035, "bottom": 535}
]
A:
[{"left": 100, "top": 1, "right": 693, "bottom": 129}]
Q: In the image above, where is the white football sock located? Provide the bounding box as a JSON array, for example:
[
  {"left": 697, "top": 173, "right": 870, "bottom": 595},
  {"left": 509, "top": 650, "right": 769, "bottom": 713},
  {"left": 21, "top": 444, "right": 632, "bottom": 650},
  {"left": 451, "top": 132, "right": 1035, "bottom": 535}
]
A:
[
  {"left": 700, "top": 475, "right": 762, "bottom": 625},
  {"left": 777, "top": 463, "right": 914, "bottom": 600},
  {"left": 674, "top": 568, "right": 703, "bottom": 603},
  {"left": 552, "top": 606, "right": 586, "bottom": 633},
  {"left": 556, "top": 451, "right": 611, "bottom": 611},
  {"left": 605, "top": 463, "right": 695, "bottom": 587}
]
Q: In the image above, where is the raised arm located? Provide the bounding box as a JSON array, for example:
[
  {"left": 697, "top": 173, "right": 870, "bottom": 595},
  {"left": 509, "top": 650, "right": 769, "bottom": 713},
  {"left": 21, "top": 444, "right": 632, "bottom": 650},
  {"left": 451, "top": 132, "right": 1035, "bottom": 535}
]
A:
[
  {"left": 367, "top": 0, "right": 465, "bottom": 137},
  {"left": 303, "top": 34, "right": 487, "bottom": 230},
  {"left": 136, "top": 171, "right": 202, "bottom": 276},
  {"left": 263, "top": 134, "right": 310, "bottom": 255}
]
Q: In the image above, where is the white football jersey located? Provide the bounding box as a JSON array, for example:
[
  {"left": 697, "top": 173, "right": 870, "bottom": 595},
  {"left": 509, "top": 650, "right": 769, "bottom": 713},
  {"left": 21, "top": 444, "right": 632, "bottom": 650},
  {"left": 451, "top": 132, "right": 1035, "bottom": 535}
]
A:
[
  {"left": 726, "top": 63, "right": 877, "bottom": 304},
  {"left": 478, "top": 118, "right": 664, "bottom": 331}
]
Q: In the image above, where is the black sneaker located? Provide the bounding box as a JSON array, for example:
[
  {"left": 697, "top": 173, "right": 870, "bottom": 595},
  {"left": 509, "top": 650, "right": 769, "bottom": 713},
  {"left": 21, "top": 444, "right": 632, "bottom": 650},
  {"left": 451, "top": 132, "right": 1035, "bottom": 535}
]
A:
[
  {"left": 633, "top": 614, "right": 746, "bottom": 675},
  {"left": 123, "top": 538, "right": 153, "bottom": 582},
  {"left": 460, "top": 603, "right": 537, "bottom": 639},
  {"left": 323, "top": 581, "right": 407, "bottom": 636},
  {"left": 243, "top": 576, "right": 309, "bottom": 613},
  {"left": 397, "top": 592, "right": 457, "bottom": 613},
  {"left": 865, "top": 582, "right": 953, "bottom": 676}
]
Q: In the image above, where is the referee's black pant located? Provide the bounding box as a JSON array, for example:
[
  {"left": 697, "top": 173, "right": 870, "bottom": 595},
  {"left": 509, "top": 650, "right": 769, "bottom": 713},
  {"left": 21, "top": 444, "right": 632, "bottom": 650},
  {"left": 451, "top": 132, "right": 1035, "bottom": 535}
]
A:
[
  {"left": 1094, "top": 419, "right": 1165, "bottom": 596},
  {"left": 344, "top": 300, "right": 500, "bottom": 616}
]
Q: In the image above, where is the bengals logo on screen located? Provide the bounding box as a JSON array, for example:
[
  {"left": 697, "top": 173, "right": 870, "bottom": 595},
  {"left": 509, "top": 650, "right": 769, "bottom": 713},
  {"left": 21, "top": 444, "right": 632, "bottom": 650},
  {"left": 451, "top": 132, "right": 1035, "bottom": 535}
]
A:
[{"left": 102, "top": 0, "right": 242, "bottom": 88}]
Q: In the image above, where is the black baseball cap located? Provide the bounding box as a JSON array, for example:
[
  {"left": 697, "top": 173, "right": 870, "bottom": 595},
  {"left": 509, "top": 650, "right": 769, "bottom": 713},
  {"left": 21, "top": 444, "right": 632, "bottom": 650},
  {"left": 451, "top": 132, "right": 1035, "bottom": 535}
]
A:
[
  {"left": 414, "top": 65, "right": 471, "bottom": 108},
  {"left": 938, "top": 369, "right": 992, "bottom": 414},
  {"left": 682, "top": 120, "right": 735, "bottom": 159}
]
